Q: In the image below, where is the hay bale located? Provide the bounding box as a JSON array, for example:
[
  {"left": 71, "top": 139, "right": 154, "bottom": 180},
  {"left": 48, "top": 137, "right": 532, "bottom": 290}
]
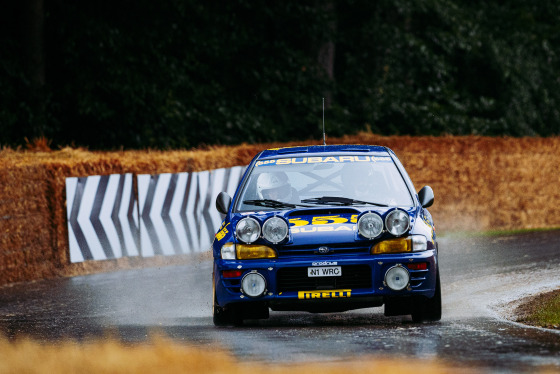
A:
[{"left": 1, "top": 135, "right": 559, "bottom": 285}]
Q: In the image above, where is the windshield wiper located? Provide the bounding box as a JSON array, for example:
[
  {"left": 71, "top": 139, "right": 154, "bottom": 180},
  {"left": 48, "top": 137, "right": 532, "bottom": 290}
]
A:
[
  {"left": 243, "top": 199, "right": 295, "bottom": 209},
  {"left": 301, "top": 196, "right": 388, "bottom": 207},
  {"left": 243, "top": 199, "right": 319, "bottom": 209}
]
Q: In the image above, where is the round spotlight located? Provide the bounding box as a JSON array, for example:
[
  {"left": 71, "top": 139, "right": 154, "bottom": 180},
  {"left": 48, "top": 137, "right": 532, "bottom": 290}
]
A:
[
  {"left": 385, "top": 209, "right": 410, "bottom": 236},
  {"left": 358, "top": 212, "right": 384, "bottom": 239},
  {"left": 262, "top": 217, "right": 288, "bottom": 244},
  {"left": 236, "top": 218, "right": 261, "bottom": 244},
  {"left": 384, "top": 265, "right": 410, "bottom": 291},
  {"left": 241, "top": 271, "right": 266, "bottom": 297}
]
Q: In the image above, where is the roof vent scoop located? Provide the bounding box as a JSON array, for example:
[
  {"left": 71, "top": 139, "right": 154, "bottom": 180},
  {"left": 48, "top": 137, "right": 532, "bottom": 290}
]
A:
[{"left": 277, "top": 147, "right": 309, "bottom": 155}]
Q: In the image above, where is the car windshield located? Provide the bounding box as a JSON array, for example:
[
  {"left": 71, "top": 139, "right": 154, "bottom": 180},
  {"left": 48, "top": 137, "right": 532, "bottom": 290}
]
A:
[{"left": 235, "top": 154, "right": 414, "bottom": 211}]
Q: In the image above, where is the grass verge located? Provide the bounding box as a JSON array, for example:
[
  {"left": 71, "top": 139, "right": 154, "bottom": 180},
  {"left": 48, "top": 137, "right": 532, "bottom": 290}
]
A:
[{"left": 516, "top": 289, "right": 560, "bottom": 330}]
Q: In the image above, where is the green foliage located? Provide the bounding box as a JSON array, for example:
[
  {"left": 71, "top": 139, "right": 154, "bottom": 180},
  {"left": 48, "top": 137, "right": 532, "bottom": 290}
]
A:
[
  {"left": 1, "top": 0, "right": 559, "bottom": 149},
  {"left": 335, "top": 0, "right": 560, "bottom": 136},
  {"left": 39, "top": 1, "right": 332, "bottom": 148}
]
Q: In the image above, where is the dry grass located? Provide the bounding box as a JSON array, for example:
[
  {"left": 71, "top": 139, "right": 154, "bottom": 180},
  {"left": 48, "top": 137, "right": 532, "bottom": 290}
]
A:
[
  {"left": 1, "top": 133, "right": 560, "bottom": 285},
  {"left": 0, "top": 336, "right": 474, "bottom": 374}
]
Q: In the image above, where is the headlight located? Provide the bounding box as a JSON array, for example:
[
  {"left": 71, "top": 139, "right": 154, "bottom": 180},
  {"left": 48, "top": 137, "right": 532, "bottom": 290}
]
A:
[
  {"left": 241, "top": 271, "right": 266, "bottom": 297},
  {"left": 358, "top": 212, "right": 383, "bottom": 239},
  {"left": 221, "top": 243, "right": 236, "bottom": 259},
  {"left": 372, "top": 237, "right": 412, "bottom": 254},
  {"left": 262, "top": 217, "right": 288, "bottom": 244},
  {"left": 384, "top": 265, "right": 410, "bottom": 291},
  {"left": 236, "top": 244, "right": 277, "bottom": 259},
  {"left": 385, "top": 209, "right": 410, "bottom": 236},
  {"left": 236, "top": 217, "right": 261, "bottom": 244}
]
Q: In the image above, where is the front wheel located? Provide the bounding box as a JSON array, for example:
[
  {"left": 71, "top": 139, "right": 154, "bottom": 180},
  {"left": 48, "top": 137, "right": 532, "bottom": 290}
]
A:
[
  {"left": 411, "top": 271, "right": 442, "bottom": 322},
  {"left": 213, "top": 302, "right": 242, "bottom": 326}
]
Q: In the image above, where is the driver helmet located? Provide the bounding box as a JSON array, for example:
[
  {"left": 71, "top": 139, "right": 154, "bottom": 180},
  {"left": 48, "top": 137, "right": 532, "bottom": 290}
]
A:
[{"left": 257, "top": 172, "right": 293, "bottom": 201}]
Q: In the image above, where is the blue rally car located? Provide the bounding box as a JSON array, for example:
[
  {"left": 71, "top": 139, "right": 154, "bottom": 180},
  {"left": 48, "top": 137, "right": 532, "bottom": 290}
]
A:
[{"left": 212, "top": 145, "right": 440, "bottom": 325}]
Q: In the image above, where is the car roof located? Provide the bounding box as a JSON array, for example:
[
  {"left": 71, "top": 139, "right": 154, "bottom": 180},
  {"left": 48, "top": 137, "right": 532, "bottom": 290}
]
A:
[{"left": 258, "top": 144, "right": 390, "bottom": 159}]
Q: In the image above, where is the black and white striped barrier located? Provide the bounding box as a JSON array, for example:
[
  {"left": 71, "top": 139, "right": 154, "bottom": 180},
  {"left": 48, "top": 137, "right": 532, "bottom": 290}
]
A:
[
  {"left": 137, "top": 167, "right": 244, "bottom": 257},
  {"left": 66, "top": 166, "right": 245, "bottom": 263},
  {"left": 66, "top": 174, "right": 140, "bottom": 263}
]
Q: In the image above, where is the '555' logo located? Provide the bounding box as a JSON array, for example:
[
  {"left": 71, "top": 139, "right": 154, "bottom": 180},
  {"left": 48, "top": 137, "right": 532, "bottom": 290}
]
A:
[{"left": 289, "top": 215, "right": 357, "bottom": 227}]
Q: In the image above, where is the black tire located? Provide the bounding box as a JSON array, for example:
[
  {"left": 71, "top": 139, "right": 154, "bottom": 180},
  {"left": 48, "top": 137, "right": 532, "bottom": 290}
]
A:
[
  {"left": 212, "top": 284, "right": 227, "bottom": 326},
  {"left": 411, "top": 271, "right": 442, "bottom": 323},
  {"left": 213, "top": 304, "right": 243, "bottom": 326},
  {"left": 384, "top": 297, "right": 412, "bottom": 317},
  {"left": 213, "top": 299, "right": 235, "bottom": 326}
]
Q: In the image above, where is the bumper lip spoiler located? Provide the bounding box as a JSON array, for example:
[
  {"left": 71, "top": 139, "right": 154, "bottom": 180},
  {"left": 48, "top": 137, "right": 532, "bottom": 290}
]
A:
[{"left": 269, "top": 295, "right": 384, "bottom": 313}]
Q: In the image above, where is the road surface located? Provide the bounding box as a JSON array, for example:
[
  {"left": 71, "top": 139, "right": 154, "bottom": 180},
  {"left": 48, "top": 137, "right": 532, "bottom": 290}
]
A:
[{"left": 0, "top": 230, "right": 559, "bottom": 372}]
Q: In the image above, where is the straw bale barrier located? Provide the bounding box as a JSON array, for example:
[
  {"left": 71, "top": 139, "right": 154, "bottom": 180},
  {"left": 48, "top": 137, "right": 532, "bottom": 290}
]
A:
[{"left": 0, "top": 134, "right": 559, "bottom": 285}]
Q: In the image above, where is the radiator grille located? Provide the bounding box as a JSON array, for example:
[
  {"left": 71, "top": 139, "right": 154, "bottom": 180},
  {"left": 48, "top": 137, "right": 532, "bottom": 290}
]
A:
[{"left": 277, "top": 244, "right": 370, "bottom": 257}]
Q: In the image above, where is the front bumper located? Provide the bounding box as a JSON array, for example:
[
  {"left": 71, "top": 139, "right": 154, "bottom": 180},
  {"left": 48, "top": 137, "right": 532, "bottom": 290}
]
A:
[{"left": 214, "top": 250, "right": 437, "bottom": 312}]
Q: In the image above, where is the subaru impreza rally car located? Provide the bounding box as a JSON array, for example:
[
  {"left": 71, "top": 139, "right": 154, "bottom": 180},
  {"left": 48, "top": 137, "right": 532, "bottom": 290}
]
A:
[{"left": 212, "top": 145, "right": 440, "bottom": 325}]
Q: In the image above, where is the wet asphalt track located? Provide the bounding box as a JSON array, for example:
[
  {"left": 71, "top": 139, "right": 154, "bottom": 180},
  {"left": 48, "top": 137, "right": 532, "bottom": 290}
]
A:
[{"left": 0, "top": 230, "right": 559, "bottom": 372}]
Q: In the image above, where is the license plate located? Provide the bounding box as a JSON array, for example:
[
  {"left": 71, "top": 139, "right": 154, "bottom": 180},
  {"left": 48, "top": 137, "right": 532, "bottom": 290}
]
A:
[{"left": 308, "top": 266, "right": 342, "bottom": 277}]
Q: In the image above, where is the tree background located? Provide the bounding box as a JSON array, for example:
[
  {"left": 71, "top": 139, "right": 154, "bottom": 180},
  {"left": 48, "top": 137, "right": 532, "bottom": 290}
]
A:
[{"left": 1, "top": 0, "right": 559, "bottom": 149}]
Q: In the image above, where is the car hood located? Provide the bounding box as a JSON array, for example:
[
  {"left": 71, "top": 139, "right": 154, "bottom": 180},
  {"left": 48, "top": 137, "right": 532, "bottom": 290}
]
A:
[
  {"left": 286, "top": 211, "right": 360, "bottom": 245},
  {"left": 231, "top": 206, "right": 417, "bottom": 246}
]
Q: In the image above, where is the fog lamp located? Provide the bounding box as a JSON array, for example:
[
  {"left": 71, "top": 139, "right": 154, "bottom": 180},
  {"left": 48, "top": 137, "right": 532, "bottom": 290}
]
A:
[
  {"left": 262, "top": 217, "right": 288, "bottom": 244},
  {"left": 236, "top": 244, "right": 277, "bottom": 259},
  {"left": 384, "top": 265, "right": 410, "bottom": 291},
  {"left": 236, "top": 218, "right": 261, "bottom": 244},
  {"left": 358, "top": 212, "right": 383, "bottom": 239},
  {"left": 241, "top": 271, "right": 266, "bottom": 297},
  {"left": 371, "top": 238, "right": 412, "bottom": 254},
  {"left": 385, "top": 209, "right": 410, "bottom": 236}
]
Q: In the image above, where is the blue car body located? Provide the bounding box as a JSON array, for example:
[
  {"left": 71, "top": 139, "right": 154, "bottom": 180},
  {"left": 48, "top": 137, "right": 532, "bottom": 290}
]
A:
[{"left": 212, "top": 144, "right": 440, "bottom": 325}]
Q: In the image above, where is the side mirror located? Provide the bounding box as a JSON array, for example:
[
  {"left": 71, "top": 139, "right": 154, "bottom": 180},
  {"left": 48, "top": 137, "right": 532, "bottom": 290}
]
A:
[
  {"left": 418, "top": 186, "right": 434, "bottom": 208},
  {"left": 216, "top": 192, "right": 232, "bottom": 215}
]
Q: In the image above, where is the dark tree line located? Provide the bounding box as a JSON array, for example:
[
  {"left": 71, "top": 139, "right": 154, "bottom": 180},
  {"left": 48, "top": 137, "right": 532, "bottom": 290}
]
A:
[{"left": 1, "top": 0, "right": 559, "bottom": 149}]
